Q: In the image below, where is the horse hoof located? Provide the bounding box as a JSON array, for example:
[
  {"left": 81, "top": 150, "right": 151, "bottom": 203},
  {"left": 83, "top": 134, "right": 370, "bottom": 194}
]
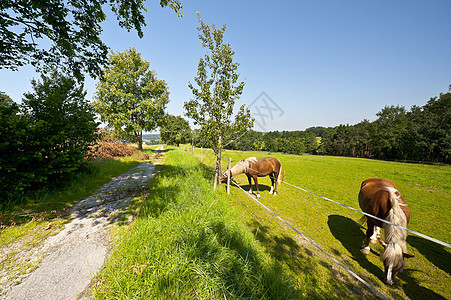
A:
[
  {"left": 385, "top": 279, "right": 394, "bottom": 285},
  {"left": 360, "top": 246, "right": 371, "bottom": 255}
]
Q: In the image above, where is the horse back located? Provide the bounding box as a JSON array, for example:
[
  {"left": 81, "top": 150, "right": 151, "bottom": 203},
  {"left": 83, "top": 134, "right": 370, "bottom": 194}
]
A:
[
  {"left": 248, "top": 157, "right": 281, "bottom": 176},
  {"left": 358, "top": 178, "right": 410, "bottom": 225}
]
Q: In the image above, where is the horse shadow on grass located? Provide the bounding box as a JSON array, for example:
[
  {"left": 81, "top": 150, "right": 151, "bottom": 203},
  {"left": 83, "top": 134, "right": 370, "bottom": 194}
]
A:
[
  {"left": 407, "top": 235, "right": 450, "bottom": 275},
  {"left": 240, "top": 184, "right": 272, "bottom": 194},
  {"left": 327, "top": 215, "right": 382, "bottom": 276},
  {"left": 328, "top": 215, "right": 447, "bottom": 299}
]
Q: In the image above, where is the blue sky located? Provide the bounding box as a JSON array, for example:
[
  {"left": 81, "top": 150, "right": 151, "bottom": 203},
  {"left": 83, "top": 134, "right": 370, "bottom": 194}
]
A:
[{"left": 1, "top": 0, "right": 450, "bottom": 132}]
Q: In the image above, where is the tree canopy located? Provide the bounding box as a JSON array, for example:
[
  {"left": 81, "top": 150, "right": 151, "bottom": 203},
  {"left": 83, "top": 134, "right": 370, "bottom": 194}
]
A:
[
  {"left": 93, "top": 47, "right": 169, "bottom": 150},
  {"left": 0, "top": 0, "right": 182, "bottom": 81},
  {"left": 184, "top": 13, "right": 253, "bottom": 187}
]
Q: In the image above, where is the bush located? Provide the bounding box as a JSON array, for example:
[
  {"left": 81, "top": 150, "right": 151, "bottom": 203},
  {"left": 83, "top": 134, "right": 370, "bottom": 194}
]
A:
[
  {"left": 0, "top": 94, "right": 32, "bottom": 200},
  {"left": 0, "top": 71, "right": 98, "bottom": 205}
]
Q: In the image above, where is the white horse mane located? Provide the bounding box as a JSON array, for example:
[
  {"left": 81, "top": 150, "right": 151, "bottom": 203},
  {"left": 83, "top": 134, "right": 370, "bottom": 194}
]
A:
[
  {"left": 381, "top": 186, "right": 408, "bottom": 272},
  {"left": 382, "top": 187, "right": 408, "bottom": 250},
  {"left": 227, "top": 157, "right": 257, "bottom": 177}
]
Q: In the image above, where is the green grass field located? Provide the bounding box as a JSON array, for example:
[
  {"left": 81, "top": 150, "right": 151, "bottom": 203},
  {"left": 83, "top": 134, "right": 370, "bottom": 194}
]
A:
[{"left": 193, "top": 147, "right": 451, "bottom": 299}]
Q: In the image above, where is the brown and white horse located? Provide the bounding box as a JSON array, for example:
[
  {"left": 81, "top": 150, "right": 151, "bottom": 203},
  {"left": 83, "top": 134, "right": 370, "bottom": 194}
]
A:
[
  {"left": 358, "top": 178, "right": 414, "bottom": 285},
  {"left": 221, "top": 157, "right": 282, "bottom": 199}
]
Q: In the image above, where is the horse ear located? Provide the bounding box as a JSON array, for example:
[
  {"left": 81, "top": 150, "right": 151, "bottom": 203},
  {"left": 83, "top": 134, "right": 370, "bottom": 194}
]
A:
[{"left": 403, "top": 253, "right": 414, "bottom": 258}]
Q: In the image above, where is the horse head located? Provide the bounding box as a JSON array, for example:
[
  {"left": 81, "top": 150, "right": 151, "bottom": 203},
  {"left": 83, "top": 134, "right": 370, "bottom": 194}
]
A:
[
  {"left": 378, "top": 238, "right": 414, "bottom": 285},
  {"left": 219, "top": 170, "right": 230, "bottom": 183}
]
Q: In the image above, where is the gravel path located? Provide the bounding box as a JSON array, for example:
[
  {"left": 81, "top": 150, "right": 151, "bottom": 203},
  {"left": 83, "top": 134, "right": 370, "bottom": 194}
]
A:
[{"left": 4, "top": 147, "right": 161, "bottom": 300}]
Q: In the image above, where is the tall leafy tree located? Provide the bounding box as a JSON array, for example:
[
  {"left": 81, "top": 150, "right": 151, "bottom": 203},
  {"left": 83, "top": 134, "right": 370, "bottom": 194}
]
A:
[
  {"left": 371, "top": 105, "right": 408, "bottom": 159},
  {"left": 93, "top": 47, "right": 169, "bottom": 150},
  {"left": 160, "top": 114, "right": 192, "bottom": 146},
  {"left": 184, "top": 13, "right": 253, "bottom": 188},
  {"left": 0, "top": 0, "right": 182, "bottom": 80}
]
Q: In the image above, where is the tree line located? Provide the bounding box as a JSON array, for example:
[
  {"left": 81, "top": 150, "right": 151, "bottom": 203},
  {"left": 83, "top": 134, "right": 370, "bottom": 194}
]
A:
[
  {"left": 319, "top": 92, "right": 450, "bottom": 163},
  {"left": 231, "top": 91, "right": 450, "bottom": 163}
]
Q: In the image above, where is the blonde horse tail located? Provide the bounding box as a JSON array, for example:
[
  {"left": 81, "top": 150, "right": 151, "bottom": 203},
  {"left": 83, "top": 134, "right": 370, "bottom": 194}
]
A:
[{"left": 277, "top": 165, "right": 284, "bottom": 185}]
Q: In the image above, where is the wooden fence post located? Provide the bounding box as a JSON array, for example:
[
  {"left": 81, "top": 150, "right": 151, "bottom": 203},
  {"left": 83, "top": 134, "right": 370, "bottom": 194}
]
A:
[{"left": 227, "top": 158, "right": 231, "bottom": 194}]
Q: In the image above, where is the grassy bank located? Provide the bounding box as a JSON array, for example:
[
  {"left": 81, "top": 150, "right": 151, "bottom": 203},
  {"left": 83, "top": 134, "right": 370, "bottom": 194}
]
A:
[
  {"left": 193, "top": 147, "right": 450, "bottom": 299},
  {"left": 91, "top": 148, "right": 372, "bottom": 299}
]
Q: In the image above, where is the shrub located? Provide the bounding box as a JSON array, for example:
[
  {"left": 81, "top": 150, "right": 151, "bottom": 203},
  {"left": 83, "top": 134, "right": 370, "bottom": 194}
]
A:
[
  {"left": 0, "top": 71, "right": 98, "bottom": 205},
  {"left": 20, "top": 71, "right": 98, "bottom": 183},
  {"left": 0, "top": 94, "right": 32, "bottom": 200}
]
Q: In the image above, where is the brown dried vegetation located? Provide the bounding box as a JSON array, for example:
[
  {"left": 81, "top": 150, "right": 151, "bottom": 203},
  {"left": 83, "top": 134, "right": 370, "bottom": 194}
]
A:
[{"left": 88, "top": 130, "right": 149, "bottom": 160}]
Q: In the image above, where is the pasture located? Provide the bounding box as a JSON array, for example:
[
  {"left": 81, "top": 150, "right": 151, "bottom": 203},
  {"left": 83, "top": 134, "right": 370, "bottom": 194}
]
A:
[{"left": 193, "top": 147, "right": 451, "bottom": 299}]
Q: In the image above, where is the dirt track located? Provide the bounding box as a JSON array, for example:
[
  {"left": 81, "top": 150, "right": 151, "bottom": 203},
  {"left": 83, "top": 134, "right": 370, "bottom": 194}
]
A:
[{"left": 3, "top": 147, "right": 161, "bottom": 300}]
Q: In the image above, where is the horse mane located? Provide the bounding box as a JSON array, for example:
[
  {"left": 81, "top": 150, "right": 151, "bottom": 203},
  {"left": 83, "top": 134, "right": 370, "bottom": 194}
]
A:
[
  {"left": 382, "top": 186, "right": 408, "bottom": 254},
  {"left": 378, "top": 187, "right": 408, "bottom": 275},
  {"left": 228, "top": 157, "right": 257, "bottom": 177},
  {"left": 380, "top": 242, "right": 405, "bottom": 271}
]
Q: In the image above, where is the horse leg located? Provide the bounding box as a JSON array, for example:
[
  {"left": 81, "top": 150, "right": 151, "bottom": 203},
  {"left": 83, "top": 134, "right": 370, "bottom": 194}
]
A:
[
  {"left": 253, "top": 175, "right": 260, "bottom": 199},
  {"left": 273, "top": 172, "right": 278, "bottom": 196},
  {"left": 247, "top": 175, "right": 253, "bottom": 195},
  {"left": 370, "top": 226, "right": 381, "bottom": 244},
  {"left": 269, "top": 173, "right": 275, "bottom": 194},
  {"left": 361, "top": 219, "right": 375, "bottom": 255}
]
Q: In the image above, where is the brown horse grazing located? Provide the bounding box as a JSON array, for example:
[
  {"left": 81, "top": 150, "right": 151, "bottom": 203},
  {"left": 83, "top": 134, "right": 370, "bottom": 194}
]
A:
[
  {"left": 221, "top": 157, "right": 282, "bottom": 199},
  {"left": 358, "top": 178, "right": 414, "bottom": 285}
]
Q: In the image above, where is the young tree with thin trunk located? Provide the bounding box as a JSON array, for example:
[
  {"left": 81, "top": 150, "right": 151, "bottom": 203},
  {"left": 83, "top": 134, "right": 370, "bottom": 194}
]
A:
[
  {"left": 93, "top": 48, "right": 169, "bottom": 150},
  {"left": 184, "top": 13, "right": 253, "bottom": 189}
]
